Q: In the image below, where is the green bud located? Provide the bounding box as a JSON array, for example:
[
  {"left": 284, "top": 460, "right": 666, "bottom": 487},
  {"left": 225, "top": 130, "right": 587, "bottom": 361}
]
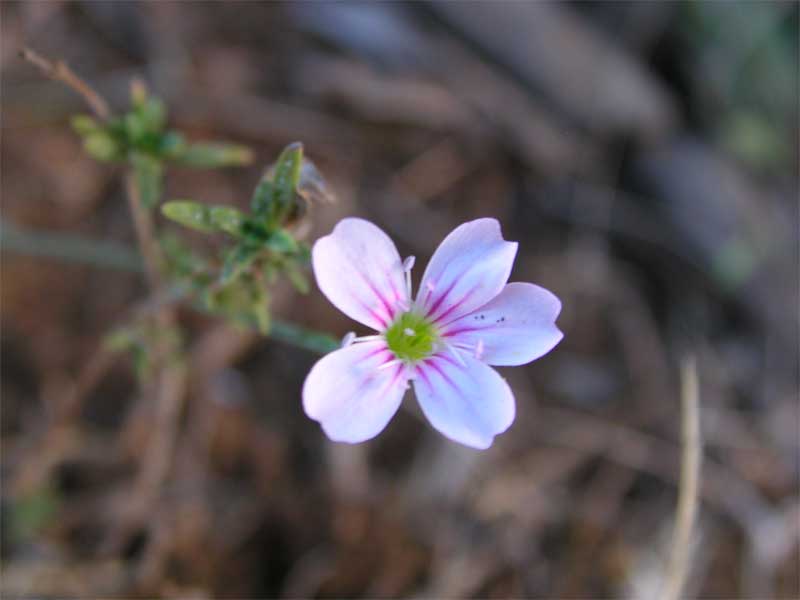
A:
[{"left": 249, "top": 143, "right": 311, "bottom": 228}]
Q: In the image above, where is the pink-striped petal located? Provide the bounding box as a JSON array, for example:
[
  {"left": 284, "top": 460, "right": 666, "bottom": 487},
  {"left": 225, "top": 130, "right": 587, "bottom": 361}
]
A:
[
  {"left": 416, "top": 219, "right": 517, "bottom": 325},
  {"left": 413, "top": 353, "right": 515, "bottom": 449},
  {"left": 441, "top": 282, "right": 563, "bottom": 366},
  {"left": 303, "top": 341, "right": 408, "bottom": 444},
  {"left": 312, "top": 218, "right": 408, "bottom": 331}
]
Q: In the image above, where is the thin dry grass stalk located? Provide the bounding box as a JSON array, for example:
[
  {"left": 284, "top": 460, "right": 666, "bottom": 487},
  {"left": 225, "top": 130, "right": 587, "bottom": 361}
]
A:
[{"left": 659, "top": 356, "right": 702, "bottom": 600}]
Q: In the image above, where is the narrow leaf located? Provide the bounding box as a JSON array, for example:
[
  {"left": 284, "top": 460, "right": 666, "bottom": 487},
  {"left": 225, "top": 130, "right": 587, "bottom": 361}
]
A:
[{"left": 176, "top": 142, "right": 254, "bottom": 168}]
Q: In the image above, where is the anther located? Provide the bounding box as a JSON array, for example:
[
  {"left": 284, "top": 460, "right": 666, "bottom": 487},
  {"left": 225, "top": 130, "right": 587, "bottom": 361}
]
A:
[{"left": 341, "top": 332, "right": 356, "bottom": 347}]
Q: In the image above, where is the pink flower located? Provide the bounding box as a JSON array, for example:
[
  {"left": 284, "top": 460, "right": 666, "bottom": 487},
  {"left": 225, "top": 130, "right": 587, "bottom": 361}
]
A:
[{"left": 303, "top": 218, "right": 563, "bottom": 449}]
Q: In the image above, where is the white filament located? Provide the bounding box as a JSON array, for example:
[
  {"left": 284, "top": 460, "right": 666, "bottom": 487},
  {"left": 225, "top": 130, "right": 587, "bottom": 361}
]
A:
[{"left": 403, "top": 255, "right": 415, "bottom": 300}]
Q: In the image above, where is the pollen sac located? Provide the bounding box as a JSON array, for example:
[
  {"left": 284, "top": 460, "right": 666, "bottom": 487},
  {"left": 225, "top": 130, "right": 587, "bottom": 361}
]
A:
[{"left": 384, "top": 312, "right": 438, "bottom": 363}]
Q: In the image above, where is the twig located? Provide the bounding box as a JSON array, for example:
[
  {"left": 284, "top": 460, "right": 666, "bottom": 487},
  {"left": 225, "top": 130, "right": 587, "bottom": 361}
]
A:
[
  {"left": 20, "top": 48, "right": 111, "bottom": 120},
  {"left": 659, "top": 356, "right": 702, "bottom": 600},
  {"left": 114, "top": 162, "right": 188, "bottom": 549}
]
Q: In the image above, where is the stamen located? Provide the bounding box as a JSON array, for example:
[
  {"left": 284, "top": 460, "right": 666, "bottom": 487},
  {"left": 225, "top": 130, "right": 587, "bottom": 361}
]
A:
[
  {"left": 423, "top": 280, "right": 436, "bottom": 306},
  {"left": 445, "top": 343, "right": 467, "bottom": 367},
  {"left": 341, "top": 332, "right": 356, "bottom": 347},
  {"left": 353, "top": 335, "right": 383, "bottom": 342},
  {"left": 403, "top": 328, "right": 415, "bottom": 336},
  {"left": 403, "top": 255, "right": 415, "bottom": 299}
]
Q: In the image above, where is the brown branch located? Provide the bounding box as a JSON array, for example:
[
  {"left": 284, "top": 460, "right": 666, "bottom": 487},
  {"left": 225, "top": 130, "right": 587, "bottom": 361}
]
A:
[{"left": 20, "top": 47, "right": 111, "bottom": 120}]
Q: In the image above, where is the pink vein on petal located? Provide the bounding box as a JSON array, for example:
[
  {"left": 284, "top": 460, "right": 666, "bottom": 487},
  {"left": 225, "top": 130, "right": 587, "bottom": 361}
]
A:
[
  {"left": 353, "top": 267, "right": 398, "bottom": 322},
  {"left": 430, "top": 283, "right": 481, "bottom": 324},
  {"left": 423, "top": 278, "right": 458, "bottom": 319},
  {"left": 425, "top": 356, "right": 460, "bottom": 394},
  {"left": 441, "top": 325, "right": 481, "bottom": 338}
]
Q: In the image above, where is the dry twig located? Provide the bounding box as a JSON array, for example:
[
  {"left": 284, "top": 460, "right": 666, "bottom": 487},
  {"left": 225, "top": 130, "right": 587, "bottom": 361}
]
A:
[{"left": 20, "top": 48, "right": 111, "bottom": 120}]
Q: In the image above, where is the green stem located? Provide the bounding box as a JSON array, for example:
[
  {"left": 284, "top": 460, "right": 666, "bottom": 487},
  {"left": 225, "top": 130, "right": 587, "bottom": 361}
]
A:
[
  {"left": 1, "top": 219, "right": 142, "bottom": 272},
  {"left": 1, "top": 219, "right": 337, "bottom": 355}
]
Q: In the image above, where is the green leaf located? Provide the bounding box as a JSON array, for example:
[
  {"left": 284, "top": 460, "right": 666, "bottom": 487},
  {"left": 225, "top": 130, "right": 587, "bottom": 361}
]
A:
[
  {"left": 250, "top": 178, "right": 274, "bottom": 217},
  {"left": 159, "top": 131, "right": 187, "bottom": 158},
  {"left": 71, "top": 114, "right": 101, "bottom": 136},
  {"left": 175, "top": 142, "right": 253, "bottom": 168},
  {"left": 124, "top": 112, "right": 147, "bottom": 145},
  {"left": 84, "top": 131, "right": 122, "bottom": 162},
  {"left": 162, "top": 201, "right": 246, "bottom": 236},
  {"left": 131, "top": 152, "right": 164, "bottom": 209},
  {"left": 138, "top": 97, "right": 167, "bottom": 133},
  {"left": 286, "top": 265, "right": 310, "bottom": 294},
  {"left": 220, "top": 242, "right": 260, "bottom": 284},
  {"left": 209, "top": 206, "right": 247, "bottom": 236},
  {"left": 264, "top": 228, "right": 298, "bottom": 254}
]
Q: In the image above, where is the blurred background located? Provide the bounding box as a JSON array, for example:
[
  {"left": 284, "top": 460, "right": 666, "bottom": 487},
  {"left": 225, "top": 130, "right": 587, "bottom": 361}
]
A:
[{"left": 1, "top": 1, "right": 798, "bottom": 598}]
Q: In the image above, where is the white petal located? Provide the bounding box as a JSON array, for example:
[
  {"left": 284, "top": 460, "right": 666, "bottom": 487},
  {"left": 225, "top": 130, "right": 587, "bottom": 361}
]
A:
[
  {"left": 413, "top": 353, "right": 515, "bottom": 449},
  {"left": 416, "top": 219, "right": 517, "bottom": 325},
  {"left": 303, "top": 341, "right": 408, "bottom": 443},
  {"left": 441, "top": 282, "right": 563, "bottom": 366},
  {"left": 312, "top": 218, "right": 408, "bottom": 331}
]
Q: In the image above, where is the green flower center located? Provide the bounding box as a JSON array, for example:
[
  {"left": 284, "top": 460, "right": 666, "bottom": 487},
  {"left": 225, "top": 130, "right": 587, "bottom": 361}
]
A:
[{"left": 384, "top": 311, "right": 439, "bottom": 363}]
